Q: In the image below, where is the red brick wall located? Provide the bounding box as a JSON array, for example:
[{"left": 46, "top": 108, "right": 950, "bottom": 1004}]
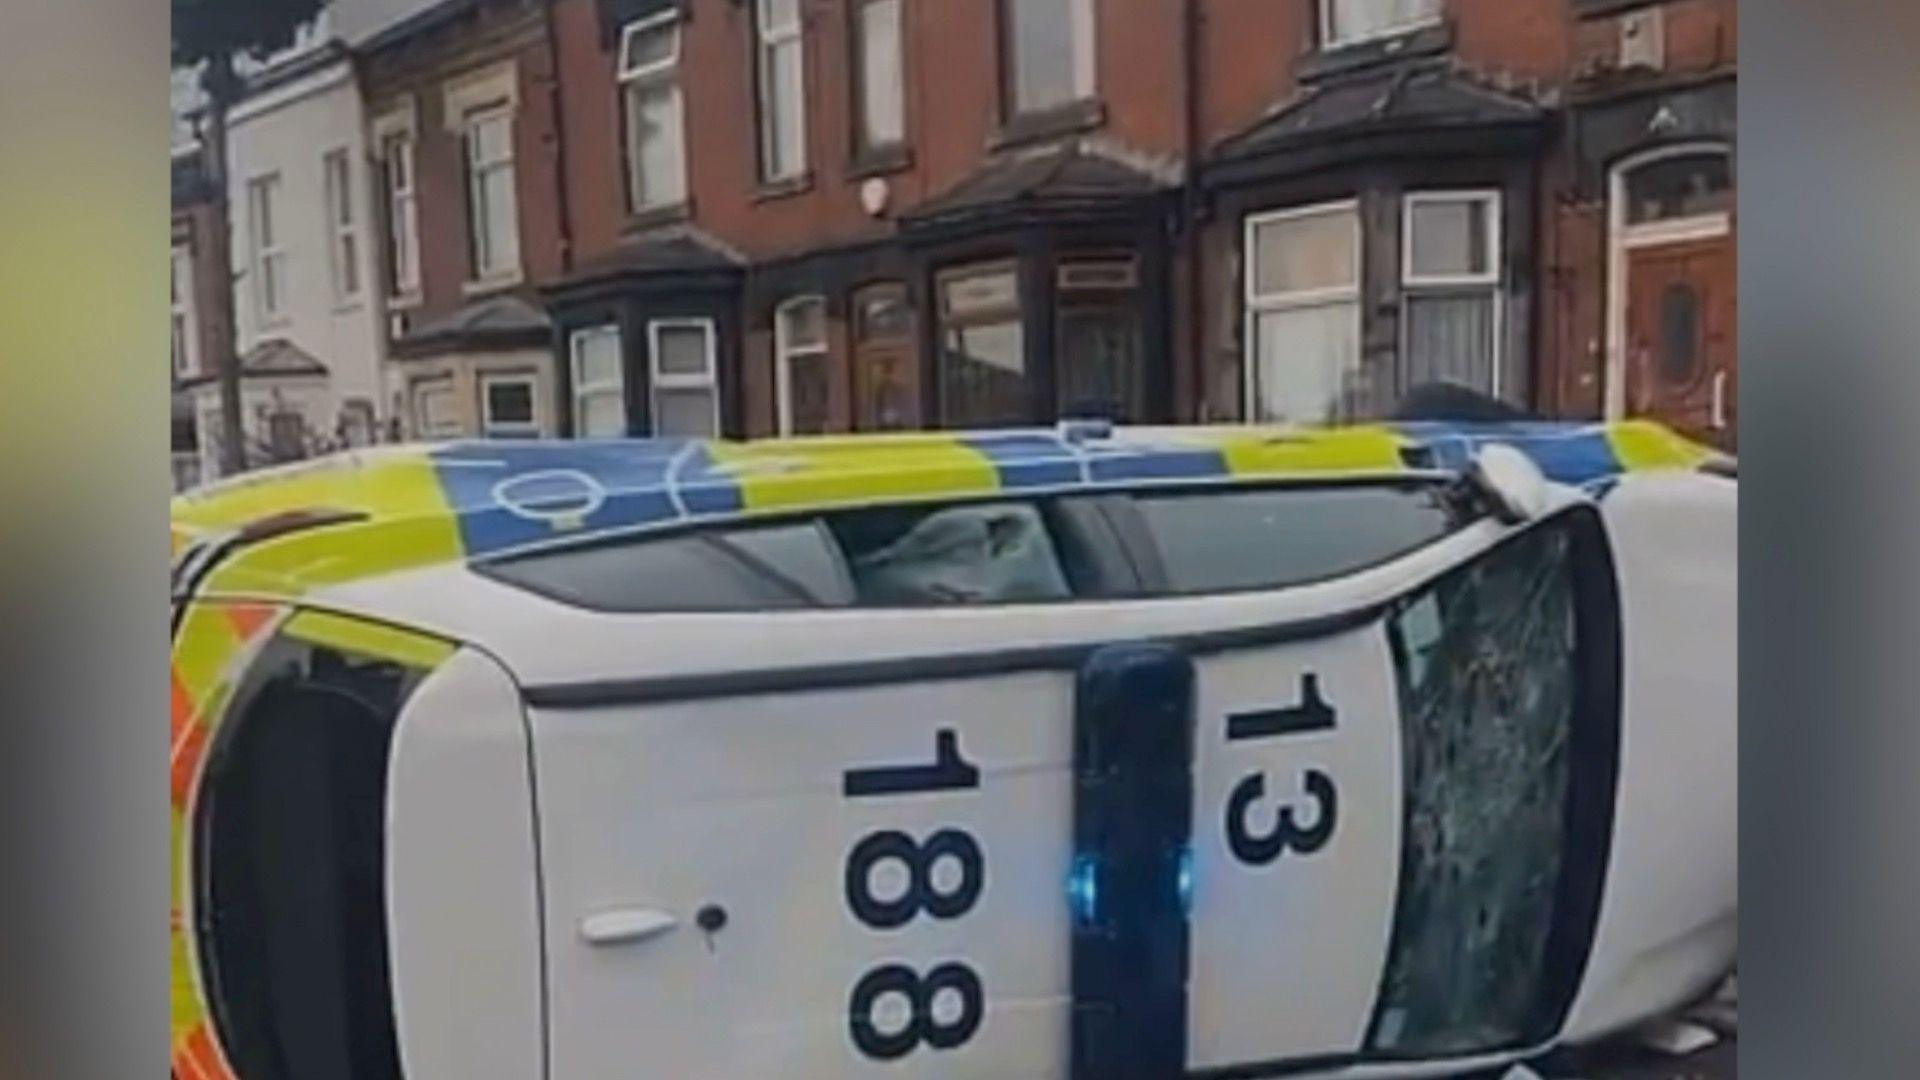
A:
[{"left": 363, "top": 1, "right": 566, "bottom": 328}]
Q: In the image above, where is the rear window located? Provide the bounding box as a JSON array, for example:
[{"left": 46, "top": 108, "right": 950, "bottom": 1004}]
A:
[
  {"left": 481, "top": 482, "right": 1470, "bottom": 612},
  {"left": 1132, "top": 485, "right": 1461, "bottom": 595}
]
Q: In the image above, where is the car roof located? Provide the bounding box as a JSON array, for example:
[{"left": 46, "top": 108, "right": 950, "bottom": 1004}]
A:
[{"left": 170, "top": 420, "right": 1714, "bottom": 601}]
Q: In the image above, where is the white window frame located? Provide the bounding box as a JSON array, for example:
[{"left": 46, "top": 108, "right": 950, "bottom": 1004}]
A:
[
  {"left": 648, "top": 317, "right": 721, "bottom": 437},
  {"left": 247, "top": 173, "right": 287, "bottom": 325},
  {"left": 570, "top": 324, "right": 627, "bottom": 438},
  {"left": 1604, "top": 141, "right": 1734, "bottom": 419},
  {"left": 853, "top": 0, "right": 906, "bottom": 152},
  {"left": 171, "top": 244, "right": 198, "bottom": 378},
  {"left": 774, "top": 295, "right": 829, "bottom": 435},
  {"left": 412, "top": 376, "right": 463, "bottom": 439},
  {"left": 479, "top": 371, "right": 541, "bottom": 438},
  {"left": 1007, "top": 0, "right": 1097, "bottom": 114},
  {"left": 755, "top": 0, "right": 808, "bottom": 184},
  {"left": 1320, "top": 0, "right": 1443, "bottom": 51},
  {"left": 1241, "top": 199, "right": 1363, "bottom": 421},
  {"left": 618, "top": 10, "right": 687, "bottom": 214},
  {"left": 380, "top": 130, "right": 420, "bottom": 301},
  {"left": 1401, "top": 189, "right": 1505, "bottom": 397},
  {"left": 322, "top": 147, "right": 362, "bottom": 305},
  {"left": 463, "top": 103, "right": 521, "bottom": 286}
]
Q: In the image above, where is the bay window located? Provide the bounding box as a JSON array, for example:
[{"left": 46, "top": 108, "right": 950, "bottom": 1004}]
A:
[
  {"left": 775, "top": 296, "right": 830, "bottom": 436},
  {"left": 1245, "top": 201, "right": 1362, "bottom": 424},
  {"left": 1402, "top": 190, "right": 1503, "bottom": 396},
  {"left": 619, "top": 12, "right": 686, "bottom": 214},
  {"left": 937, "top": 262, "right": 1029, "bottom": 427},
  {"left": 755, "top": 0, "right": 807, "bottom": 184},
  {"left": 649, "top": 319, "right": 720, "bottom": 437},
  {"left": 570, "top": 325, "right": 627, "bottom": 438}
]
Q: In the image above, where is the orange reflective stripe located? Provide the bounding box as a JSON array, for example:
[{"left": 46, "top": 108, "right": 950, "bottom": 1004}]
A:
[
  {"left": 170, "top": 723, "right": 210, "bottom": 808},
  {"left": 223, "top": 601, "right": 276, "bottom": 643}
]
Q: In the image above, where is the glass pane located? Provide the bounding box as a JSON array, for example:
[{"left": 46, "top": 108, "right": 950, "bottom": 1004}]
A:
[
  {"left": 470, "top": 112, "right": 511, "bottom": 164},
  {"left": 479, "top": 166, "right": 519, "bottom": 273},
  {"left": 654, "top": 324, "right": 711, "bottom": 377},
  {"left": 762, "top": 39, "right": 805, "bottom": 180},
  {"left": 623, "top": 22, "right": 676, "bottom": 73},
  {"left": 941, "top": 319, "right": 1027, "bottom": 427},
  {"left": 578, "top": 390, "right": 626, "bottom": 437},
  {"left": 1372, "top": 522, "right": 1582, "bottom": 1056},
  {"left": 786, "top": 350, "right": 831, "bottom": 435},
  {"left": 1329, "top": 0, "right": 1441, "bottom": 45},
  {"left": 1056, "top": 305, "right": 1142, "bottom": 421},
  {"left": 339, "top": 232, "right": 359, "bottom": 296},
  {"left": 626, "top": 80, "right": 685, "bottom": 209},
  {"left": 760, "top": 0, "right": 800, "bottom": 33},
  {"left": 1408, "top": 197, "right": 1491, "bottom": 279},
  {"left": 486, "top": 380, "right": 534, "bottom": 425},
  {"left": 1659, "top": 283, "right": 1702, "bottom": 383},
  {"left": 1010, "top": 0, "right": 1078, "bottom": 112},
  {"left": 1252, "top": 301, "right": 1360, "bottom": 422},
  {"left": 573, "top": 327, "right": 622, "bottom": 386},
  {"left": 653, "top": 386, "right": 716, "bottom": 437},
  {"left": 1135, "top": 485, "right": 1461, "bottom": 595},
  {"left": 857, "top": 285, "right": 911, "bottom": 340},
  {"left": 486, "top": 522, "right": 845, "bottom": 612},
  {"left": 1404, "top": 290, "right": 1497, "bottom": 394},
  {"left": 941, "top": 267, "right": 1018, "bottom": 317},
  {"left": 830, "top": 501, "right": 1072, "bottom": 606},
  {"left": 1625, "top": 153, "right": 1733, "bottom": 224},
  {"left": 252, "top": 180, "right": 275, "bottom": 246},
  {"left": 1251, "top": 206, "right": 1357, "bottom": 297},
  {"left": 780, "top": 297, "right": 827, "bottom": 350},
  {"left": 859, "top": 0, "right": 905, "bottom": 146}
]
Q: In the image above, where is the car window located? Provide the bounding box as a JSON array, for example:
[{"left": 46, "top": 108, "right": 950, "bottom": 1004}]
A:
[
  {"left": 1129, "top": 484, "right": 1464, "bottom": 595},
  {"left": 482, "top": 521, "right": 853, "bottom": 612},
  {"left": 828, "top": 500, "right": 1074, "bottom": 606}
]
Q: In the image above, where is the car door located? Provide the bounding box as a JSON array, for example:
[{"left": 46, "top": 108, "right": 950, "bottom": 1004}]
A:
[{"left": 507, "top": 492, "right": 1616, "bottom": 1079}]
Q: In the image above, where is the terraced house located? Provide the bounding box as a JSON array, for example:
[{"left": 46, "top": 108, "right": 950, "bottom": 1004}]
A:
[{"left": 348, "top": 0, "right": 1734, "bottom": 448}]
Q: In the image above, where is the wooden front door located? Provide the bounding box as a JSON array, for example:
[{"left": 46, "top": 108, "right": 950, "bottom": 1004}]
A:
[
  {"left": 1625, "top": 236, "right": 1736, "bottom": 449},
  {"left": 852, "top": 283, "right": 921, "bottom": 431}
]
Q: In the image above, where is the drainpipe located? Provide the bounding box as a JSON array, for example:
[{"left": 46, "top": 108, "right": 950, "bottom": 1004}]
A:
[
  {"left": 543, "top": 0, "right": 575, "bottom": 274},
  {"left": 1180, "top": 0, "right": 1207, "bottom": 422}
]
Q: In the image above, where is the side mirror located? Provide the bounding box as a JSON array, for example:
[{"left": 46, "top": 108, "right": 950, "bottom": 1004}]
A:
[{"left": 1469, "top": 443, "right": 1551, "bottom": 524}]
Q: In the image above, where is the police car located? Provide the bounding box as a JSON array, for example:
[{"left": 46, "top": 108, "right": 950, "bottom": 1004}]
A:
[{"left": 168, "top": 418, "right": 1735, "bottom": 1080}]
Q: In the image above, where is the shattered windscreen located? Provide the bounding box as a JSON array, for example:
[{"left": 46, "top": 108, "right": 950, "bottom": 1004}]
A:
[{"left": 1370, "top": 522, "right": 1581, "bottom": 1056}]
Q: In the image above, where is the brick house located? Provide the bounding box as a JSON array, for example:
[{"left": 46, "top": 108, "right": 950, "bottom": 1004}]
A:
[
  {"left": 377, "top": 0, "right": 1734, "bottom": 446},
  {"left": 358, "top": 0, "right": 572, "bottom": 438}
]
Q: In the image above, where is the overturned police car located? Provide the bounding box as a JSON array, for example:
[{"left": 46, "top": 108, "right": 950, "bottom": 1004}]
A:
[{"left": 169, "top": 419, "right": 1734, "bottom": 1080}]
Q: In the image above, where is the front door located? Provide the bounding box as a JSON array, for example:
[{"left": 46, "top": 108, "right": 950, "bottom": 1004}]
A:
[{"left": 1625, "top": 236, "right": 1737, "bottom": 450}]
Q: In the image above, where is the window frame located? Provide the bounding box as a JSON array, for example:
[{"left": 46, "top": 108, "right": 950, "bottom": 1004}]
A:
[
  {"left": 462, "top": 102, "right": 521, "bottom": 285},
  {"left": 618, "top": 10, "right": 688, "bottom": 215},
  {"left": 774, "top": 295, "right": 831, "bottom": 436},
  {"left": 935, "top": 258, "right": 1030, "bottom": 427},
  {"left": 1319, "top": 0, "right": 1445, "bottom": 52},
  {"left": 1001, "top": 0, "right": 1098, "bottom": 119},
  {"left": 479, "top": 371, "right": 540, "bottom": 439},
  {"left": 412, "top": 376, "right": 462, "bottom": 439},
  {"left": 380, "top": 130, "right": 421, "bottom": 301},
  {"left": 849, "top": 0, "right": 908, "bottom": 165},
  {"left": 754, "top": 0, "right": 809, "bottom": 186},
  {"left": 647, "top": 317, "right": 721, "bottom": 437},
  {"left": 171, "top": 243, "right": 198, "bottom": 378},
  {"left": 1401, "top": 188, "right": 1505, "bottom": 397},
  {"left": 569, "top": 323, "right": 628, "bottom": 438},
  {"left": 1242, "top": 199, "right": 1363, "bottom": 421},
  {"left": 246, "top": 172, "right": 287, "bottom": 325},
  {"left": 321, "top": 147, "right": 362, "bottom": 305}
]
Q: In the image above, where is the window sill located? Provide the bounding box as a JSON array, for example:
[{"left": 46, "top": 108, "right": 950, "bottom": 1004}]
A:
[
  {"left": 847, "top": 144, "right": 913, "bottom": 181},
  {"left": 992, "top": 98, "right": 1106, "bottom": 151},
  {"left": 1298, "top": 22, "right": 1453, "bottom": 84},
  {"left": 332, "top": 295, "right": 367, "bottom": 315},
  {"left": 463, "top": 271, "right": 524, "bottom": 298},
  {"left": 621, "top": 201, "right": 693, "bottom": 236},
  {"left": 1572, "top": 0, "right": 1668, "bottom": 18},
  {"left": 752, "top": 171, "right": 814, "bottom": 204},
  {"left": 388, "top": 290, "right": 424, "bottom": 311}
]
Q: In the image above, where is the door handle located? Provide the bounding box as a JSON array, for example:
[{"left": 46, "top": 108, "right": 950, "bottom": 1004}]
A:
[
  {"left": 1711, "top": 371, "right": 1728, "bottom": 429},
  {"left": 579, "top": 907, "right": 678, "bottom": 946}
]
